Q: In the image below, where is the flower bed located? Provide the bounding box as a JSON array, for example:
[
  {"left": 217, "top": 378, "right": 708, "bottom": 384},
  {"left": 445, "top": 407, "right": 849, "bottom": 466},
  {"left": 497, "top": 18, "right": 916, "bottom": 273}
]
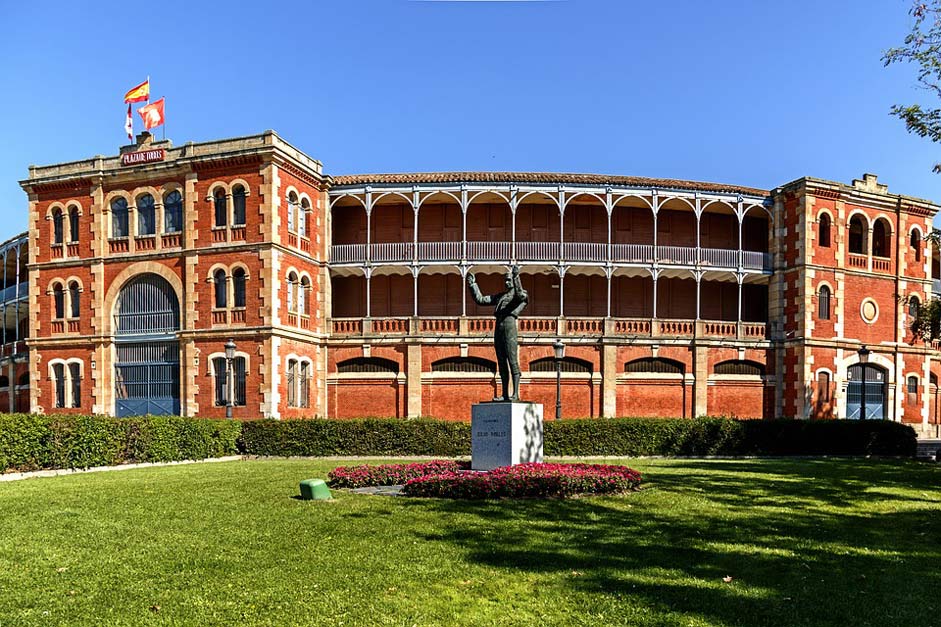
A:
[
  {"left": 328, "top": 460, "right": 642, "bottom": 498},
  {"left": 403, "top": 463, "right": 642, "bottom": 499},
  {"left": 327, "top": 460, "right": 470, "bottom": 488}
]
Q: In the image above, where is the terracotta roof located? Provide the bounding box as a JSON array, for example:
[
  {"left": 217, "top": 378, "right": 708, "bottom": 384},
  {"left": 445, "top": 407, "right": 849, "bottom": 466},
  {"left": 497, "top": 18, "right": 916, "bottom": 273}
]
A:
[{"left": 328, "top": 171, "right": 768, "bottom": 197}]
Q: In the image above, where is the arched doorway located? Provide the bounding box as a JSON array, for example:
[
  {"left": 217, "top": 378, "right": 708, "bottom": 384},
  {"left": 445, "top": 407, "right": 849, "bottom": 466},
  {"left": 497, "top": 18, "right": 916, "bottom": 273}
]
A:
[
  {"left": 846, "top": 363, "right": 886, "bottom": 420},
  {"left": 114, "top": 274, "right": 181, "bottom": 416}
]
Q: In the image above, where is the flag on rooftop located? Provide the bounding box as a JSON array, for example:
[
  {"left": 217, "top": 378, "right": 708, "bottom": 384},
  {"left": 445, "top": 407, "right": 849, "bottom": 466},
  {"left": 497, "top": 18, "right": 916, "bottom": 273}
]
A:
[
  {"left": 138, "top": 98, "right": 165, "bottom": 130},
  {"left": 124, "top": 103, "right": 133, "bottom": 141},
  {"left": 123, "top": 79, "right": 150, "bottom": 104}
]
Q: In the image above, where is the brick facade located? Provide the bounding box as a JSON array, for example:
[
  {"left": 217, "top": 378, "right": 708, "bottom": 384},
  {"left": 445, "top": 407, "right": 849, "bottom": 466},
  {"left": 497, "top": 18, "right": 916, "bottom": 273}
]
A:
[{"left": 4, "top": 132, "right": 937, "bottom": 429}]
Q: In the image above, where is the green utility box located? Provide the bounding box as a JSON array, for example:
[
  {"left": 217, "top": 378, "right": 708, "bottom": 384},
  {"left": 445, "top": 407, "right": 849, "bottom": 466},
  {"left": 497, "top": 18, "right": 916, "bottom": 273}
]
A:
[{"left": 299, "top": 479, "right": 332, "bottom": 500}]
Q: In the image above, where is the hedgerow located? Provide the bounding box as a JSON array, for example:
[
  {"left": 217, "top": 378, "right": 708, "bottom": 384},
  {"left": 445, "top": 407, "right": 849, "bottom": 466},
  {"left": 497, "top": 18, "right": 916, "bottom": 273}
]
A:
[{"left": 0, "top": 414, "right": 241, "bottom": 472}]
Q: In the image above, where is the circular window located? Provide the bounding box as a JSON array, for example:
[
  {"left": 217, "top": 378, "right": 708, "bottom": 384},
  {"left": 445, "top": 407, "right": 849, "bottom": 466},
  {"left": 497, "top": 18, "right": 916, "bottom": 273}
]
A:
[{"left": 860, "top": 298, "right": 879, "bottom": 324}]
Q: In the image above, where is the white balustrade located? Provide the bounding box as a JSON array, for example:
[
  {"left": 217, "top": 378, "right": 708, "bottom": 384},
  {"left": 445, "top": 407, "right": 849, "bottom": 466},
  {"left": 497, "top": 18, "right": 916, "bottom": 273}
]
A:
[
  {"left": 516, "top": 241, "right": 560, "bottom": 261},
  {"left": 371, "top": 242, "right": 414, "bottom": 263},
  {"left": 416, "top": 241, "right": 461, "bottom": 261},
  {"left": 657, "top": 246, "right": 697, "bottom": 265},
  {"left": 330, "top": 244, "right": 367, "bottom": 264},
  {"left": 611, "top": 243, "right": 654, "bottom": 263},
  {"left": 742, "top": 251, "right": 771, "bottom": 270},
  {"left": 467, "top": 241, "right": 511, "bottom": 261},
  {"left": 700, "top": 247, "right": 739, "bottom": 268},
  {"left": 562, "top": 242, "right": 606, "bottom": 262}
]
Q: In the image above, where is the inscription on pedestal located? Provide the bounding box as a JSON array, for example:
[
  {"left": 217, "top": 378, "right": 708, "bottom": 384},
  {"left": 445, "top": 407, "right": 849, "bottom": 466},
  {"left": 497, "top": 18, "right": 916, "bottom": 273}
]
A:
[{"left": 471, "top": 402, "right": 544, "bottom": 471}]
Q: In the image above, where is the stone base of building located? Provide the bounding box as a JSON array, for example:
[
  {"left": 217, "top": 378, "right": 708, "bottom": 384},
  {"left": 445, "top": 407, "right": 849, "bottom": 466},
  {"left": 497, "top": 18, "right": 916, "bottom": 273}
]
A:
[{"left": 471, "top": 401, "right": 544, "bottom": 471}]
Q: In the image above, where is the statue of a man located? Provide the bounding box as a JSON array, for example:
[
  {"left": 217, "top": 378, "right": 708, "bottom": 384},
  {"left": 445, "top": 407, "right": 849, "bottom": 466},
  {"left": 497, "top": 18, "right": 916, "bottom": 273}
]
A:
[{"left": 466, "top": 266, "right": 528, "bottom": 401}]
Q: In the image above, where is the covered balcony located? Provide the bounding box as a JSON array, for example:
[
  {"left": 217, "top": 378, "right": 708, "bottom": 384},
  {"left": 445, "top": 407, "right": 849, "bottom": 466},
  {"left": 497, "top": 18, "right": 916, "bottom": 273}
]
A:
[
  {"left": 329, "top": 185, "right": 772, "bottom": 272},
  {"left": 328, "top": 266, "right": 769, "bottom": 341}
]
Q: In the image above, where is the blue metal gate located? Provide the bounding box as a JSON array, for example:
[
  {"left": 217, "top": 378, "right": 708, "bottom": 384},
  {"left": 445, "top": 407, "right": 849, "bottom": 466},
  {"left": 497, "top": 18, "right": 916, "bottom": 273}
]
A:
[
  {"left": 846, "top": 364, "right": 886, "bottom": 420},
  {"left": 114, "top": 275, "right": 180, "bottom": 417}
]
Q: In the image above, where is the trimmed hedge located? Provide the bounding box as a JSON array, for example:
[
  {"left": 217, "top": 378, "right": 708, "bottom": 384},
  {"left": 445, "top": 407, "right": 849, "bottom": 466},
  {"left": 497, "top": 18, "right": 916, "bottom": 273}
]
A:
[
  {"left": 239, "top": 417, "right": 917, "bottom": 458},
  {"left": 238, "top": 418, "right": 470, "bottom": 457},
  {"left": 1, "top": 414, "right": 918, "bottom": 473},
  {"left": 0, "top": 414, "right": 241, "bottom": 473}
]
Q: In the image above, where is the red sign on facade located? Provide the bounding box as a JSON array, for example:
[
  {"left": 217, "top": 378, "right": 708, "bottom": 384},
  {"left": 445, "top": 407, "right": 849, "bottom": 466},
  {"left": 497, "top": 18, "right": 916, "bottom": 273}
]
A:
[{"left": 121, "top": 149, "right": 165, "bottom": 166}]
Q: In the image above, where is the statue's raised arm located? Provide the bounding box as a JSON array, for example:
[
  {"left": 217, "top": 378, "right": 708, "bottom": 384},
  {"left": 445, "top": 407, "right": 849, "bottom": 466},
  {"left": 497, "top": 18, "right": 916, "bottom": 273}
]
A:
[
  {"left": 466, "top": 272, "right": 494, "bottom": 306},
  {"left": 465, "top": 266, "right": 527, "bottom": 401}
]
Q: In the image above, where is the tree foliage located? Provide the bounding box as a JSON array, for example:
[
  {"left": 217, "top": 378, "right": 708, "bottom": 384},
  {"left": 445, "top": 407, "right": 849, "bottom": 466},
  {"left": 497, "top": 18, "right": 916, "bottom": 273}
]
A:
[{"left": 883, "top": 1, "right": 941, "bottom": 172}]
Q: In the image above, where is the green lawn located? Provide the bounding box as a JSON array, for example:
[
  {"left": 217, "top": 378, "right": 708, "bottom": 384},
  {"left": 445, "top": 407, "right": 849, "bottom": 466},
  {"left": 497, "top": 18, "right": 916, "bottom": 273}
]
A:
[{"left": 1, "top": 458, "right": 940, "bottom": 627}]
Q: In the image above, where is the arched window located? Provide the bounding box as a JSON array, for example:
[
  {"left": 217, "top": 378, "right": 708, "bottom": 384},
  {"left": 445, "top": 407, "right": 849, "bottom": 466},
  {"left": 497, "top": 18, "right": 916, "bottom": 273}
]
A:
[
  {"left": 624, "top": 357, "right": 685, "bottom": 374},
  {"left": 298, "top": 276, "right": 310, "bottom": 315},
  {"left": 530, "top": 357, "right": 593, "bottom": 373},
  {"left": 872, "top": 219, "right": 890, "bottom": 258},
  {"left": 69, "top": 362, "right": 81, "bottom": 408},
  {"left": 848, "top": 215, "right": 866, "bottom": 254},
  {"left": 68, "top": 206, "right": 79, "bottom": 243},
  {"left": 52, "top": 208, "right": 64, "bottom": 244},
  {"left": 818, "top": 285, "right": 831, "bottom": 320},
  {"left": 819, "top": 213, "right": 831, "bottom": 248},
  {"left": 299, "top": 361, "right": 310, "bottom": 408},
  {"left": 287, "top": 192, "right": 298, "bottom": 233},
  {"left": 213, "top": 356, "right": 246, "bottom": 407},
  {"left": 214, "top": 189, "right": 227, "bottom": 228},
  {"left": 908, "top": 375, "right": 919, "bottom": 403},
  {"left": 213, "top": 269, "right": 227, "bottom": 309},
  {"left": 714, "top": 360, "right": 765, "bottom": 376},
  {"left": 232, "top": 185, "right": 246, "bottom": 226},
  {"left": 164, "top": 190, "right": 183, "bottom": 233},
  {"left": 137, "top": 194, "right": 156, "bottom": 236},
  {"left": 299, "top": 198, "right": 310, "bottom": 238},
  {"left": 911, "top": 229, "right": 922, "bottom": 263},
  {"left": 52, "top": 363, "right": 65, "bottom": 408},
  {"left": 336, "top": 357, "right": 399, "bottom": 374},
  {"left": 52, "top": 283, "right": 65, "bottom": 319},
  {"left": 287, "top": 359, "right": 297, "bottom": 407},
  {"left": 817, "top": 371, "right": 830, "bottom": 404},
  {"left": 286, "top": 272, "right": 297, "bottom": 312},
  {"left": 909, "top": 295, "right": 921, "bottom": 318},
  {"left": 68, "top": 281, "right": 80, "bottom": 318},
  {"left": 233, "top": 268, "right": 246, "bottom": 308},
  {"left": 431, "top": 357, "right": 497, "bottom": 373},
  {"left": 111, "top": 198, "right": 129, "bottom": 238}
]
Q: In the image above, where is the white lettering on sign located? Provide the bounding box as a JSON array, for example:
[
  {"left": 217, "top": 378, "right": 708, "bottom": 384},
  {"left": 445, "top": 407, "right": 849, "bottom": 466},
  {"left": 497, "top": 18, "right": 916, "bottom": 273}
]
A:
[{"left": 121, "top": 149, "right": 166, "bottom": 166}]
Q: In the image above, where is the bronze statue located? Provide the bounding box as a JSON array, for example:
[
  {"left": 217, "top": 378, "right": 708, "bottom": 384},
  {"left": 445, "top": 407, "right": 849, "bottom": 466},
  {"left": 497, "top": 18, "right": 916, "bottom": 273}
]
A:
[{"left": 467, "top": 266, "right": 528, "bottom": 401}]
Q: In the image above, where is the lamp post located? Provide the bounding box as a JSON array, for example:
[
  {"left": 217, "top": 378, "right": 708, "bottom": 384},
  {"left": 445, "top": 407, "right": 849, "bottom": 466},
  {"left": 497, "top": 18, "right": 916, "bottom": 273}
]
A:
[
  {"left": 858, "top": 344, "right": 870, "bottom": 363},
  {"left": 224, "top": 338, "right": 236, "bottom": 419},
  {"left": 553, "top": 339, "right": 565, "bottom": 421}
]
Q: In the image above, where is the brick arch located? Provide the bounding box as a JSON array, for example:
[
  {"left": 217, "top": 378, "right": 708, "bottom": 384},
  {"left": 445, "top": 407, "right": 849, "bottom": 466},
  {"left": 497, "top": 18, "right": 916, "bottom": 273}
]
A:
[
  {"left": 205, "top": 181, "right": 230, "bottom": 200},
  {"left": 101, "top": 262, "right": 184, "bottom": 336},
  {"left": 131, "top": 186, "right": 161, "bottom": 206},
  {"left": 45, "top": 201, "right": 67, "bottom": 219},
  {"left": 205, "top": 262, "right": 230, "bottom": 281},
  {"left": 229, "top": 178, "right": 252, "bottom": 196},
  {"left": 104, "top": 190, "right": 131, "bottom": 208}
]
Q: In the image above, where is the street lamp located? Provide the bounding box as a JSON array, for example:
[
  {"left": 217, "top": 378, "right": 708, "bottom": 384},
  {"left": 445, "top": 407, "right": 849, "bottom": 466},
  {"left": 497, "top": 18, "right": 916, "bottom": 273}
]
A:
[
  {"left": 553, "top": 339, "right": 565, "bottom": 421},
  {"left": 224, "top": 338, "right": 236, "bottom": 419}
]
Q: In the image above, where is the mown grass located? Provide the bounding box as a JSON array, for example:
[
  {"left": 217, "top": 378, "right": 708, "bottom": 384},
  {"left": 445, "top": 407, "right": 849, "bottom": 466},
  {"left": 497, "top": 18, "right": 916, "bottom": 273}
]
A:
[{"left": 1, "top": 458, "right": 940, "bottom": 626}]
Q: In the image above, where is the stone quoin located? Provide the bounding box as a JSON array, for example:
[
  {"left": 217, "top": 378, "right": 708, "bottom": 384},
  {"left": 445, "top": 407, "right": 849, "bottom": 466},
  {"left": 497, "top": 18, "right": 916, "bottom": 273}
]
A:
[{"left": 1, "top": 130, "right": 938, "bottom": 432}]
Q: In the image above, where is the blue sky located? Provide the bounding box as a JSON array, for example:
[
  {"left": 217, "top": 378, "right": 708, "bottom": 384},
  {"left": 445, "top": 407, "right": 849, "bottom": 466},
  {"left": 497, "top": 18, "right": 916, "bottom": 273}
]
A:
[{"left": 0, "top": 0, "right": 939, "bottom": 242}]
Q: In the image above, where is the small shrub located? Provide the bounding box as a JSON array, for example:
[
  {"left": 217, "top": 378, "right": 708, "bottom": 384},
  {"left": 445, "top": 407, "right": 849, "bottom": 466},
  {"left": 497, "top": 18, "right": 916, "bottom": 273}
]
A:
[{"left": 402, "top": 463, "right": 642, "bottom": 499}]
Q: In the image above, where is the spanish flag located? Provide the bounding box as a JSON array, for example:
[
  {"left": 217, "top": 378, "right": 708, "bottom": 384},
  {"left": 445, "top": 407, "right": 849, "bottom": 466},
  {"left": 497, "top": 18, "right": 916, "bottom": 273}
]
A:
[{"left": 124, "top": 79, "right": 150, "bottom": 104}]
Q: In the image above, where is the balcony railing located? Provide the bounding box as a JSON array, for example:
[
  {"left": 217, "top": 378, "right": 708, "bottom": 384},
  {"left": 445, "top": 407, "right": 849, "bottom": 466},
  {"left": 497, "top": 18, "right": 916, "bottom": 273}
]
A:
[
  {"left": 330, "top": 242, "right": 772, "bottom": 272},
  {"left": 0, "top": 282, "right": 28, "bottom": 304},
  {"left": 329, "top": 316, "right": 767, "bottom": 341}
]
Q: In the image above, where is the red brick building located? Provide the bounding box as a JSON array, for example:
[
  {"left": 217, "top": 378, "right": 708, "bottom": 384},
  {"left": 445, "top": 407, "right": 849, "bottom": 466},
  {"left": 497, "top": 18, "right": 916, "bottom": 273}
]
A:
[{"left": 9, "top": 131, "right": 940, "bottom": 432}]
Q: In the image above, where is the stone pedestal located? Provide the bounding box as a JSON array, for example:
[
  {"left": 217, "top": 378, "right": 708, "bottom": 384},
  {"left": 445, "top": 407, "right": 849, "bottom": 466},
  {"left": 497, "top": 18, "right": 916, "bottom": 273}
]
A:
[{"left": 471, "top": 402, "right": 544, "bottom": 471}]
